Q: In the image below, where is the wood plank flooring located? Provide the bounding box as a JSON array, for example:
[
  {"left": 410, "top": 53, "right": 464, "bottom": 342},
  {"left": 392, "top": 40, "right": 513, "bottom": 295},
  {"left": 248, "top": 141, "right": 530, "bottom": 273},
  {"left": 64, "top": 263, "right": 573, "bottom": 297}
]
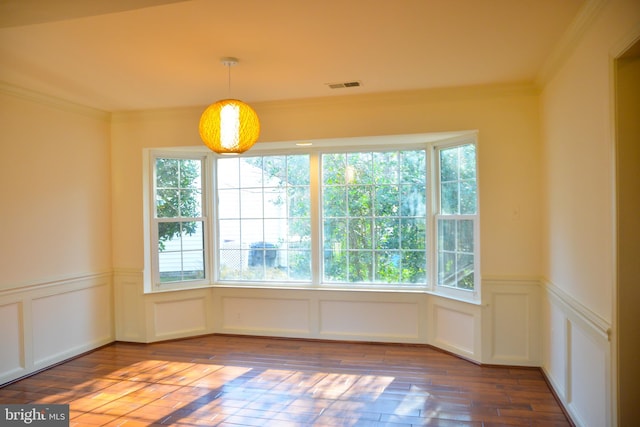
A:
[{"left": 0, "top": 335, "right": 571, "bottom": 426}]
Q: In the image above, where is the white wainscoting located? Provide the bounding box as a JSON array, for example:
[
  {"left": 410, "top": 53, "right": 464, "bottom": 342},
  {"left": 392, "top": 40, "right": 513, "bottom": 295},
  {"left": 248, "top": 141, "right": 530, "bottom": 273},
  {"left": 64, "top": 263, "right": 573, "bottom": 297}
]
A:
[
  {"left": 542, "top": 281, "right": 612, "bottom": 427},
  {"left": 482, "top": 280, "right": 541, "bottom": 366},
  {"left": 113, "top": 272, "right": 543, "bottom": 368},
  {"left": 0, "top": 273, "right": 114, "bottom": 385}
]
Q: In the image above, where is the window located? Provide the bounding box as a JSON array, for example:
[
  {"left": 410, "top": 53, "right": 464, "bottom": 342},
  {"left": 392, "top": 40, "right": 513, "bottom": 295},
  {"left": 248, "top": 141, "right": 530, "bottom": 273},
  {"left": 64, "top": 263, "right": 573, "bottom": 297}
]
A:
[
  {"left": 147, "top": 134, "right": 479, "bottom": 297},
  {"left": 217, "top": 155, "right": 311, "bottom": 282},
  {"left": 436, "top": 144, "right": 478, "bottom": 291},
  {"left": 322, "top": 151, "right": 427, "bottom": 284},
  {"left": 152, "top": 157, "right": 207, "bottom": 285}
]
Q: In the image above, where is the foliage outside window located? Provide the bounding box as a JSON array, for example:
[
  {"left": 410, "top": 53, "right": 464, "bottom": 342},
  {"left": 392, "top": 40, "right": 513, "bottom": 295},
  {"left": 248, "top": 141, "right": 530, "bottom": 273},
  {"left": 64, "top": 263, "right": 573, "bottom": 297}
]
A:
[
  {"left": 149, "top": 137, "right": 479, "bottom": 295},
  {"left": 322, "top": 151, "right": 427, "bottom": 284}
]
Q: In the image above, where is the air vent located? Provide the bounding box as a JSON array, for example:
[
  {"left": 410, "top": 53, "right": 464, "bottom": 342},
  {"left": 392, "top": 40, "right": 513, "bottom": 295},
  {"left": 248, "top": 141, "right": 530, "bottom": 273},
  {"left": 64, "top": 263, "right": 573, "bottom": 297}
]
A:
[{"left": 326, "top": 81, "right": 362, "bottom": 89}]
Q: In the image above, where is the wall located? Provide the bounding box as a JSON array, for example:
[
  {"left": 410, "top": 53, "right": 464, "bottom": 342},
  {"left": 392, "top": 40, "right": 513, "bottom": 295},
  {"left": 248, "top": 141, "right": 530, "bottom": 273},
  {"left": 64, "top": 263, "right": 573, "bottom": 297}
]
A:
[
  {"left": 0, "top": 87, "right": 114, "bottom": 384},
  {"left": 539, "top": 0, "right": 640, "bottom": 425},
  {"left": 111, "top": 84, "right": 543, "bottom": 369},
  {"left": 112, "top": 84, "right": 542, "bottom": 278}
]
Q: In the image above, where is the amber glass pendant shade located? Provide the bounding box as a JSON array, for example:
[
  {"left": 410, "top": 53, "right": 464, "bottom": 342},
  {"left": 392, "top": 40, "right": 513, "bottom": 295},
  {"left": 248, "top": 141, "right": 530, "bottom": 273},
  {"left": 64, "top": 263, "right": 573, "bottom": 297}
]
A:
[{"left": 199, "top": 99, "right": 260, "bottom": 154}]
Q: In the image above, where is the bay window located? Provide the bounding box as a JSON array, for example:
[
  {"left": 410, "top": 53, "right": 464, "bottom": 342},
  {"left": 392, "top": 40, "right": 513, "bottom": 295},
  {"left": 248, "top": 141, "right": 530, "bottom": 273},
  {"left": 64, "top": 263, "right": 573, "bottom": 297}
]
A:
[{"left": 147, "top": 134, "right": 479, "bottom": 299}]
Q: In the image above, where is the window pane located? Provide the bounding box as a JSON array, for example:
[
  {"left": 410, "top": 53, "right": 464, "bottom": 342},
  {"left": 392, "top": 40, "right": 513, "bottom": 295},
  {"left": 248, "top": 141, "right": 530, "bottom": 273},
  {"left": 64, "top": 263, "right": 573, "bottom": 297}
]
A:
[
  {"left": 439, "top": 149, "right": 458, "bottom": 182},
  {"left": 217, "top": 157, "right": 239, "bottom": 189},
  {"left": 156, "top": 158, "right": 203, "bottom": 220},
  {"left": 438, "top": 219, "right": 455, "bottom": 251},
  {"left": 323, "top": 186, "right": 346, "bottom": 217},
  {"left": 241, "top": 157, "right": 263, "bottom": 187},
  {"left": 323, "top": 153, "right": 346, "bottom": 185},
  {"left": 156, "top": 189, "right": 179, "bottom": 218},
  {"left": 288, "top": 187, "right": 310, "bottom": 218},
  {"left": 324, "top": 218, "right": 347, "bottom": 250},
  {"left": 374, "top": 152, "right": 399, "bottom": 184},
  {"left": 218, "top": 189, "right": 240, "bottom": 219},
  {"left": 347, "top": 152, "right": 373, "bottom": 184},
  {"left": 219, "top": 219, "right": 240, "bottom": 248},
  {"left": 400, "top": 185, "right": 426, "bottom": 217},
  {"left": 216, "top": 154, "right": 311, "bottom": 282},
  {"left": 264, "top": 187, "right": 286, "bottom": 218},
  {"left": 459, "top": 144, "right": 476, "bottom": 180},
  {"left": 375, "top": 251, "right": 401, "bottom": 283},
  {"left": 158, "top": 221, "right": 204, "bottom": 283},
  {"left": 179, "top": 189, "right": 201, "bottom": 217},
  {"left": 401, "top": 150, "right": 426, "bottom": 184},
  {"left": 287, "top": 155, "right": 310, "bottom": 185},
  {"left": 400, "top": 218, "right": 426, "bottom": 249},
  {"left": 401, "top": 251, "right": 426, "bottom": 284},
  {"left": 375, "top": 218, "right": 400, "bottom": 249},
  {"left": 348, "top": 186, "right": 372, "bottom": 217},
  {"left": 156, "top": 158, "right": 179, "bottom": 188},
  {"left": 348, "top": 251, "right": 373, "bottom": 282},
  {"left": 458, "top": 220, "right": 474, "bottom": 253},
  {"left": 460, "top": 180, "right": 477, "bottom": 215},
  {"left": 440, "top": 182, "right": 458, "bottom": 215},
  {"left": 263, "top": 156, "right": 286, "bottom": 184},
  {"left": 439, "top": 144, "right": 477, "bottom": 215},
  {"left": 288, "top": 250, "right": 311, "bottom": 280},
  {"left": 322, "top": 149, "right": 427, "bottom": 286},
  {"left": 348, "top": 218, "right": 372, "bottom": 248},
  {"left": 241, "top": 188, "right": 263, "bottom": 219},
  {"left": 437, "top": 218, "right": 475, "bottom": 291},
  {"left": 375, "top": 185, "right": 400, "bottom": 216}
]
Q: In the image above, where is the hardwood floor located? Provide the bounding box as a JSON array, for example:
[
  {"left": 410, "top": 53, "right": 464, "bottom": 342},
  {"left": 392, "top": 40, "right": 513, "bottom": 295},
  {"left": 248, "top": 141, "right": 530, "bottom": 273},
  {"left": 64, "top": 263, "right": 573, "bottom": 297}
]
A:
[{"left": 0, "top": 335, "right": 571, "bottom": 426}]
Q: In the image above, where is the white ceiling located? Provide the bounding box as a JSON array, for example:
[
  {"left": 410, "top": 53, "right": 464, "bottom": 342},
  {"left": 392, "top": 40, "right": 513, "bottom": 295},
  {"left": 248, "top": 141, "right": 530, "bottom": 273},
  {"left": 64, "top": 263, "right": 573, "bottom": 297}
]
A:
[{"left": 0, "top": 0, "right": 585, "bottom": 112}]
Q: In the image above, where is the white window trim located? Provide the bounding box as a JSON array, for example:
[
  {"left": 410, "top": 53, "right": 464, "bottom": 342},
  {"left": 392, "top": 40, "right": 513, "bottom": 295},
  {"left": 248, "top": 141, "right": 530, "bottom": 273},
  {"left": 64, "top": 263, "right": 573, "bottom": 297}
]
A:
[{"left": 142, "top": 131, "right": 480, "bottom": 302}]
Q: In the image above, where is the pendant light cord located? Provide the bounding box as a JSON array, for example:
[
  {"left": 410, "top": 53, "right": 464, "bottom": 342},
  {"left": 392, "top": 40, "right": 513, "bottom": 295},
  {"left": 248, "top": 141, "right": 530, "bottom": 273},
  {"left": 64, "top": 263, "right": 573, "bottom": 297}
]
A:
[{"left": 227, "top": 64, "right": 232, "bottom": 98}]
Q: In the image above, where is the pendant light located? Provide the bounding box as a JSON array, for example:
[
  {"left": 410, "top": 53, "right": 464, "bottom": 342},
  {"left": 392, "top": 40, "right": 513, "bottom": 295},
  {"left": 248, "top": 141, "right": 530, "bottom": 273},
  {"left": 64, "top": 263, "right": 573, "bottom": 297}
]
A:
[{"left": 199, "top": 57, "right": 260, "bottom": 154}]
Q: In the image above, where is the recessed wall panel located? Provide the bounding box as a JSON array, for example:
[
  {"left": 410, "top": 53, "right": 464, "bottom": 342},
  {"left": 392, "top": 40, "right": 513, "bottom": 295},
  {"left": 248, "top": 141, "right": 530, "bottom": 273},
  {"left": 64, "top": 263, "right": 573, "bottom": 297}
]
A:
[
  {"left": 569, "top": 320, "right": 606, "bottom": 427},
  {"left": 32, "top": 284, "right": 112, "bottom": 366},
  {"left": 492, "top": 293, "right": 529, "bottom": 360},
  {"left": 153, "top": 298, "right": 207, "bottom": 337},
  {"left": 222, "top": 297, "right": 310, "bottom": 334},
  {"left": 433, "top": 304, "right": 475, "bottom": 355},
  {"left": 0, "top": 302, "right": 23, "bottom": 379},
  {"left": 319, "top": 300, "right": 418, "bottom": 340}
]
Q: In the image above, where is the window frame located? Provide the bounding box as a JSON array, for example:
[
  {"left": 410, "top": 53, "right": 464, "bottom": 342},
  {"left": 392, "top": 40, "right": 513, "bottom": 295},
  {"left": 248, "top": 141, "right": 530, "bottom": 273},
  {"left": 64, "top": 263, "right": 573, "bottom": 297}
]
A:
[
  {"left": 143, "top": 132, "right": 480, "bottom": 301},
  {"left": 432, "top": 140, "right": 481, "bottom": 300},
  {"left": 147, "top": 150, "right": 212, "bottom": 291}
]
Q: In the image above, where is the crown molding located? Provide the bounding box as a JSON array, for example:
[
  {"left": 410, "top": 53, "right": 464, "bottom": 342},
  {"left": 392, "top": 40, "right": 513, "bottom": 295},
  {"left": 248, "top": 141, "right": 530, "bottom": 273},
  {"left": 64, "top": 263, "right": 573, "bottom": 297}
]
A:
[
  {"left": 536, "top": 0, "right": 608, "bottom": 87},
  {"left": 0, "top": 81, "right": 109, "bottom": 119}
]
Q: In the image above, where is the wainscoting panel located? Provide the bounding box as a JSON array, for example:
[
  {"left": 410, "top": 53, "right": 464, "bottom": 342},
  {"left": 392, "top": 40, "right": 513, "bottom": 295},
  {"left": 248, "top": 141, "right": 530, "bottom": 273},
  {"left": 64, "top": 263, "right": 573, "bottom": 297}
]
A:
[
  {"left": 542, "top": 281, "right": 612, "bottom": 427},
  {"left": 32, "top": 282, "right": 112, "bottom": 367},
  {"left": 482, "top": 280, "right": 541, "bottom": 366},
  {"left": 222, "top": 296, "right": 310, "bottom": 335},
  {"left": 0, "top": 301, "right": 23, "bottom": 380},
  {"left": 152, "top": 298, "right": 208, "bottom": 339},
  {"left": 0, "top": 273, "right": 114, "bottom": 386},
  {"left": 429, "top": 296, "right": 481, "bottom": 360},
  {"left": 113, "top": 270, "right": 146, "bottom": 342},
  {"left": 146, "top": 289, "right": 213, "bottom": 341},
  {"left": 319, "top": 299, "right": 419, "bottom": 341}
]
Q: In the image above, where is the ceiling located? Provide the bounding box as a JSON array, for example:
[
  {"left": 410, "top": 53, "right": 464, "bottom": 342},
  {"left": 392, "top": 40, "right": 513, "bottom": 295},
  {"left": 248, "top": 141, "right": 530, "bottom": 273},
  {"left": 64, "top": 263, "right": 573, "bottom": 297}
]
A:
[{"left": 0, "top": 0, "right": 585, "bottom": 112}]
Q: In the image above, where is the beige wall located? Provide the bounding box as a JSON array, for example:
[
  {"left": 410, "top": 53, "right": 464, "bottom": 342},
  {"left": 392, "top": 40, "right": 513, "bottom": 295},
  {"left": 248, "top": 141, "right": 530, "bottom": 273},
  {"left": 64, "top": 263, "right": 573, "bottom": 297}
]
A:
[
  {"left": 0, "top": 90, "right": 112, "bottom": 290},
  {"left": 540, "top": 0, "right": 640, "bottom": 324},
  {"left": 111, "top": 84, "right": 542, "bottom": 281}
]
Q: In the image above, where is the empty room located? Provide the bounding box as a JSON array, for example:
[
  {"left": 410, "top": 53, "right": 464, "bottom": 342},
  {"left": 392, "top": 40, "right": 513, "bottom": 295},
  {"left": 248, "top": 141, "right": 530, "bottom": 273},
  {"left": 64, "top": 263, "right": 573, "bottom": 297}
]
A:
[{"left": 1, "top": 0, "right": 639, "bottom": 426}]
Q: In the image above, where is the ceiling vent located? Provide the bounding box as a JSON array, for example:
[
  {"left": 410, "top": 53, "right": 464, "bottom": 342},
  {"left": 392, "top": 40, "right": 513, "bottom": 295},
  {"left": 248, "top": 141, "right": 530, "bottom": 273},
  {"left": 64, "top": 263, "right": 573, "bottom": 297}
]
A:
[{"left": 326, "top": 81, "right": 362, "bottom": 89}]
